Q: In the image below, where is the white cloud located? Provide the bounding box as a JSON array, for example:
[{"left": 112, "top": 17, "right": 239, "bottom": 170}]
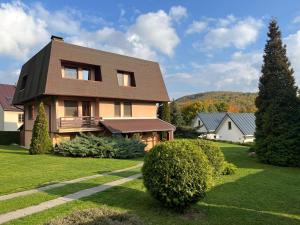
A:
[
  {"left": 128, "top": 10, "right": 180, "bottom": 57},
  {"left": 192, "top": 16, "right": 263, "bottom": 52},
  {"left": 169, "top": 5, "right": 187, "bottom": 22},
  {"left": 186, "top": 20, "right": 207, "bottom": 34},
  {"left": 292, "top": 16, "right": 300, "bottom": 24},
  {"left": 166, "top": 51, "right": 262, "bottom": 95},
  {"left": 0, "top": 1, "right": 49, "bottom": 59},
  {"left": 284, "top": 31, "right": 300, "bottom": 84}
]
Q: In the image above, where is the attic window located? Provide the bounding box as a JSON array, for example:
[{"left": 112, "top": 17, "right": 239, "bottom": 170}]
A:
[
  {"left": 20, "top": 75, "right": 28, "bottom": 90},
  {"left": 228, "top": 121, "right": 232, "bottom": 130},
  {"left": 117, "top": 70, "right": 135, "bottom": 87}
]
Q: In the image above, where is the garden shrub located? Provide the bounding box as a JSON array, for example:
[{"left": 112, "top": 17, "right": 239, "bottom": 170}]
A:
[
  {"left": 45, "top": 207, "right": 144, "bottom": 225},
  {"left": 0, "top": 131, "right": 19, "bottom": 145},
  {"left": 142, "top": 139, "right": 213, "bottom": 212},
  {"left": 174, "top": 126, "right": 199, "bottom": 139},
  {"left": 222, "top": 162, "right": 237, "bottom": 175},
  {"left": 53, "top": 134, "right": 145, "bottom": 159},
  {"left": 189, "top": 139, "right": 226, "bottom": 176}
]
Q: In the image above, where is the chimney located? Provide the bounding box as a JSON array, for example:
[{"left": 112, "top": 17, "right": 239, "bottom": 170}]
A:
[{"left": 51, "top": 35, "right": 64, "bottom": 42}]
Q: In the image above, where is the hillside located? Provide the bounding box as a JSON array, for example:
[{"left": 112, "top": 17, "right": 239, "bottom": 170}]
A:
[{"left": 176, "top": 91, "right": 257, "bottom": 112}]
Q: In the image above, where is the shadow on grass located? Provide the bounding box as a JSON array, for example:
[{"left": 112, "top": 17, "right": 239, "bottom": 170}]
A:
[{"left": 73, "top": 168, "right": 300, "bottom": 225}]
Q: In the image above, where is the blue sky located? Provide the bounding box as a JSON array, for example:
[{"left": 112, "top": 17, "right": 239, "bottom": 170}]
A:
[{"left": 1, "top": 0, "right": 300, "bottom": 99}]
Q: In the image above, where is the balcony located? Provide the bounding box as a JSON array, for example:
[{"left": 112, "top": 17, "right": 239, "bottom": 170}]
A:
[{"left": 57, "top": 116, "right": 102, "bottom": 132}]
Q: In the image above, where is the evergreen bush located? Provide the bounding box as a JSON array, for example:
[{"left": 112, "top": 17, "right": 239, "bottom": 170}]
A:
[
  {"left": 142, "top": 140, "right": 213, "bottom": 211},
  {"left": 53, "top": 134, "right": 145, "bottom": 159},
  {"left": 45, "top": 207, "right": 144, "bottom": 225},
  {"left": 30, "top": 102, "right": 52, "bottom": 154}
]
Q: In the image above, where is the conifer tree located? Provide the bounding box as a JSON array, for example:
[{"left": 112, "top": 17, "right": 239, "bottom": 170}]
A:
[
  {"left": 29, "top": 102, "right": 52, "bottom": 154},
  {"left": 170, "top": 100, "right": 184, "bottom": 126},
  {"left": 255, "top": 19, "right": 299, "bottom": 166},
  {"left": 161, "top": 102, "right": 171, "bottom": 123}
]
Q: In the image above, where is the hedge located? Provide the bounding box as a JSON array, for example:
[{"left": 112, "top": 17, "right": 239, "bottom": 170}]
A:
[{"left": 0, "top": 131, "right": 20, "bottom": 145}]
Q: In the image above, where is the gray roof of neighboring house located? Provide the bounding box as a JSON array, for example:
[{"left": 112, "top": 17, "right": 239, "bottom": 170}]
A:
[
  {"left": 226, "top": 113, "right": 256, "bottom": 136},
  {"left": 197, "top": 112, "right": 226, "bottom": 132}
]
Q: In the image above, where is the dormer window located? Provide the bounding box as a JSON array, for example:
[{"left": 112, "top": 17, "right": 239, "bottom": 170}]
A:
[
  {"left": 20, "top": 75, "right": 28, "bottom": 90},
  {"left": 61, "top": 61, "right": 101, "bottom": 81},
  {"left": 64, "top": 67, "right": 78, "bottom": 79},
  {"left": 117, "top": 70, "right": 135, "bottom": 87}
]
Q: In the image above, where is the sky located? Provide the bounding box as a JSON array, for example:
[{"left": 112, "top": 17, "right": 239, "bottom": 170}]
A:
[{"left": 1, "top": 0, "right": 300, "bottom": 99}]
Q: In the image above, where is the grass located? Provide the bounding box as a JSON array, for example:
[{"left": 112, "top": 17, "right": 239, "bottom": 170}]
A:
[
  {"left": 1, "top": 142, "right": 300, "bottom": 225},
  {"left": 0, "top": 145, "right": 142, "bottom": 195}
]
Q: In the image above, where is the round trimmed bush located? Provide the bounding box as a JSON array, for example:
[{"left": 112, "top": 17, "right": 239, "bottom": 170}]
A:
[
  {"left": 142, "top": 140, "right": 213, "bottom": 211},
  {"left": 190, "top": 139, "right": 225, "bottom": 176}
]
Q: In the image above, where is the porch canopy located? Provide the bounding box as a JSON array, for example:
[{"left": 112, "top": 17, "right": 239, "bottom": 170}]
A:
[{"left": 100, "top": 119, "right": 175, "bottom": 134}]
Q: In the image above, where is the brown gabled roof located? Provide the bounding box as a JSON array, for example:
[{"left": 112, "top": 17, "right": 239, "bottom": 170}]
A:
[
  {"left": 13, "top": 38, "right": 170, "bottom": 105},
  {"left": 0, "top": 84, "right": 22, "bottom": 111},
  {"left": 100, "top": 119, "right": 176, "bottom": 134}
]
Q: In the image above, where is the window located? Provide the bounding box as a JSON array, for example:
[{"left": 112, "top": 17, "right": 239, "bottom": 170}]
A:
[
  {"left": 198, "top": 120, "right": 201, "bottom": 127},
  {"left": 64, "top": 101, "right": 78, "bottom": 117},
  {"left": 82, "top": 69, "right": 90, "bottom": 80},
  {"left": 82, "top": 101, "right": 91, "bottom": 117},
  {"left": 114, "top": 102, "right": 121, "bottom": 117},
  {"left": 117, "top": 71, "right": 135, "bottom": 87},
  {"left": 18, "top": 114, "right": 24, "bottom": 123},
  {"left": 228, "top": 121, "right": 232, "bottom": 130},
  {"left": 20, "top": 75, "right": 28, "bottom": 90},
  {"left": 64, "top": 67, "right": 78, "bottom": 79},
  {"left": 123, "top": 102, "right": 132, "bottom": 117},
  {"left": 28, "top": 105, "right": 34, "bottom": 120}
]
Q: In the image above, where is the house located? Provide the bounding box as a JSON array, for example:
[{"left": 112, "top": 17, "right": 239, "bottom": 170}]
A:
[
  {"left": 12, "top": 36, "right": 175, "bottom": 150},
  {"left": 215, "top": 113, "right": 255, "bottom": 143},
  {"left": 0, "top": 84, "right": 23, "bottom": 131},
  {"left": 192, "top": 112, "right": 226, "bottom": 139}
]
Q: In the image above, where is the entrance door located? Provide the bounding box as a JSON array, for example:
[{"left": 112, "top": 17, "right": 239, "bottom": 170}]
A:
[{"left": 82, "top": 101, "right": 91, "bottom": 117}]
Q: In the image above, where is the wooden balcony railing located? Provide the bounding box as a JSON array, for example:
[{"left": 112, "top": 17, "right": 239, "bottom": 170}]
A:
[{"left": 58, "top": 116, "right": 100, "bottom": 129}]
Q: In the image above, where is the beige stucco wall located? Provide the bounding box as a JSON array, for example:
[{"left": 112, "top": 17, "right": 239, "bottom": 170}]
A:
[
  {"left": 132, "top": 102, "right": 157, "bottom": 118},
  {"left": 3, "top": 111, "right": 23, "bottom": 131}
]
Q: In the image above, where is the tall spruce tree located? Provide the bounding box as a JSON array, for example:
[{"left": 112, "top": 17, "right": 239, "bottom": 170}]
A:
[
  {"left": 255, "top": 19, "right": 299, "bottom": 166},
  {"left": 30, "top": 102, "right": 52, "bottom": 154},
  {"left": 170, "top": 100, "right": 184, "bottom": 126}
]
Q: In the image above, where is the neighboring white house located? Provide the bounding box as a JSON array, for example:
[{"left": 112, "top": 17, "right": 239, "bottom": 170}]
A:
[
  {"left": 215, "top": 113, "right": 255, "bottom": 143},
  {"left": 192, "top": 112, "right": 226, "bottom": 139},
  {"left": 0, "top": 84, "right": 23, "bottom": 131}
]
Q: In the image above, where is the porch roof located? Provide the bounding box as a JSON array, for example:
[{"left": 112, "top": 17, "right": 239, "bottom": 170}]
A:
[{"left": 100, "top": 119, "right": 175, "bottom": 134}]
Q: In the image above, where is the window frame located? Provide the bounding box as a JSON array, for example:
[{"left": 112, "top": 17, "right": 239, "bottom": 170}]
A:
[
  {"left": 18, "top": 114, "right": 24, "bottom": 123},
  {"left": 20, "top": 75, "right": 28, "bottom": 90},
  {"left": 114, "top": 102, "right": 121, "bottom": 117},
  {"left": 116, "top": 70, "right": 135, "bottom": 87},
  {"left": 82, "top": 69, "right": 91, "bottom": 81},
  {"left": 228, "top": 121, "right": 232, "bottom": 130},
  {"left": 64, "top": 66, "right": 78, "bottom": 79},
  {"left": 64, "top": 100, "right": 78, "bottom": 117},
  {"left": 123, "top": 102, "right": 132, "bottom": 117}
]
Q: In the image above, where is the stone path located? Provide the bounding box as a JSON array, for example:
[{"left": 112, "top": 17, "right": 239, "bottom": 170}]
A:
[
  {"left": 0, "top": 173, "right": 142, "bottom": 224},
  {"left": 0, "top": 163, "right": 143, "bottom": 201}
]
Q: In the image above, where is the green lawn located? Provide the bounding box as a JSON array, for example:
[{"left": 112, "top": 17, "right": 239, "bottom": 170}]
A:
[
  {"left": 0, "top": 145, "right": 141, "bottom": 195},
  {"left": 1, "top": 143, "right": 300, "bottom": 225}
]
